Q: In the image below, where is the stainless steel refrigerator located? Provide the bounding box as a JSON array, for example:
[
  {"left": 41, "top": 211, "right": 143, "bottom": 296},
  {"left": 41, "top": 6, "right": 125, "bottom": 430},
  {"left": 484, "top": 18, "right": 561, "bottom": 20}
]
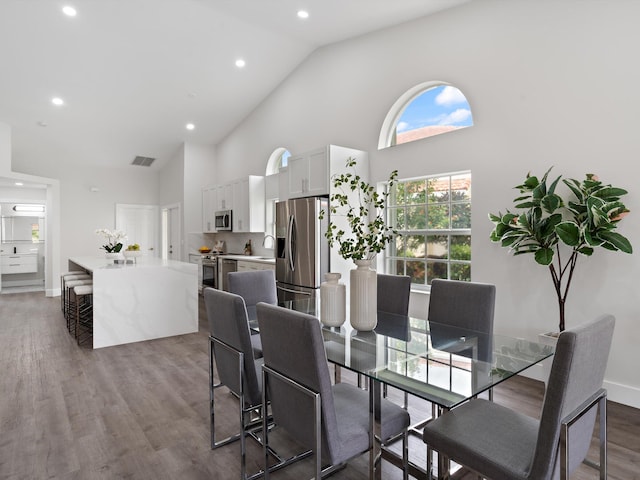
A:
[{"left": 276, "top": 197, "right": 329, "bottom": 302}]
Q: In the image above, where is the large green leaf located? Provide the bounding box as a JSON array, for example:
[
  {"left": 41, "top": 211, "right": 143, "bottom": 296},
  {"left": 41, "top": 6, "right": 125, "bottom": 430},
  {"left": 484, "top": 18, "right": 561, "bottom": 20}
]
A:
[
  {"left": 555, "top": 221, "right": 580, "bottom": 246},
  {"left": 577, "top": 246, "right": 594, "bottom": 256},
  {"left": 597, "top": 231, "right": 633, "bottom": 253},
  {"left": 532, "top": 183, "right": 546, "bottom": 200},
  {"left": 584, "top": 229, "right": 604, "bottom": 247},
  {"left": 594, "top": 187, "right": 627, "bottom": 200},
  {"left": 547, "top": 175, "right": 562, "bottom": 195},
  {"left": 488, "top": 212, "right": 502, "bottom": 223},
  {"left": 523, "top": 175, "right": 539, "bottom": 189},
  {"left": 563, "top": 178, "right": 583, "bottom": 199},
  {"left": 541, "top": 213, "right": 563, "bottom": 237},
  {"left": 541, "top": 194, "right": 562, "bottom": 213},
  {"left": 501, "top": 213, "right": 518, "bottom": 225},
  {"left": 535, "top": 247, "right": 554, "bottom": 265}
]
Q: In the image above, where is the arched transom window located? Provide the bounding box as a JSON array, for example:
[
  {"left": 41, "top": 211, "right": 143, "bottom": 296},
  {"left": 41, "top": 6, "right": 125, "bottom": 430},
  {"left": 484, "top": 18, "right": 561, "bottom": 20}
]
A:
[{"left": 379, "top": 82, "right": 473, "bottom": 149}]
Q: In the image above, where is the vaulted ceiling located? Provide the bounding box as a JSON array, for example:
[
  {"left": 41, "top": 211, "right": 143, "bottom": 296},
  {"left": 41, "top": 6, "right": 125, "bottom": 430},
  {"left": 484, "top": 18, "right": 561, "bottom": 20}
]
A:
[{"left": 0, "top": 0, "right": 468, "bottom": 173}]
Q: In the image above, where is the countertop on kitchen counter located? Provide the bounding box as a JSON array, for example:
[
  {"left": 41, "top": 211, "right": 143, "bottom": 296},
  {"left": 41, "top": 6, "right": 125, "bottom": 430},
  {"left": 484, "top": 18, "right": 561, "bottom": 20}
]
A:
[{"left": 218, "top": 254, "right": 275, "bottom": 265}]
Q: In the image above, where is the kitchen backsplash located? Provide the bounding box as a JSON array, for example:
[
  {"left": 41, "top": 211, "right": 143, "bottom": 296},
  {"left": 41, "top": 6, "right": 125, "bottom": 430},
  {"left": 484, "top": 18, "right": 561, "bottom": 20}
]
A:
[{"left": 186, "top": 231, "right": 274, "bottom": 257}]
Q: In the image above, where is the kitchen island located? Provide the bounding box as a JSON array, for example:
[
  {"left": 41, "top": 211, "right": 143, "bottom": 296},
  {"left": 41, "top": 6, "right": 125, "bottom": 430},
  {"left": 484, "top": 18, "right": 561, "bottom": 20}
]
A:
[{"left": 68, "top": 256, "right": 198, "bottom": 349}]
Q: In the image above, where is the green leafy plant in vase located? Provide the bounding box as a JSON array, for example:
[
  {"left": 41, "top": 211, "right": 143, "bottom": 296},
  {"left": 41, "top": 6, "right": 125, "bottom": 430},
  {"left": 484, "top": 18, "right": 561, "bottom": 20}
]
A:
[
  {"left": 319, "top": 157, "right": 398, "bottom": 261},
  {"left": 489, "top": 168, "right": 632, "bottom": 332},
  {"left": 319, "top": 157, "right": 398, "bottom": 330}
]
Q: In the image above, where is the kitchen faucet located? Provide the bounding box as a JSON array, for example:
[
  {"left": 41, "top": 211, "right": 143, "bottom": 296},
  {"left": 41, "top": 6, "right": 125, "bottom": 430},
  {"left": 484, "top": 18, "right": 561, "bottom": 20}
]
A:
[{"left": 262, "top": 234, "right": 275, "bottom": 249}]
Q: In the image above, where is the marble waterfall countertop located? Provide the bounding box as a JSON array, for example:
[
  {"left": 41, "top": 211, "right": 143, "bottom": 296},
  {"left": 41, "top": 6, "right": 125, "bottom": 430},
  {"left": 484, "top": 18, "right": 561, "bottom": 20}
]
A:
[
  {"left": 69, "top": 255, "right": 196, "bottom": 272},
  {"left": 68, "top": 256, "right": 198, "bottom": 349}
]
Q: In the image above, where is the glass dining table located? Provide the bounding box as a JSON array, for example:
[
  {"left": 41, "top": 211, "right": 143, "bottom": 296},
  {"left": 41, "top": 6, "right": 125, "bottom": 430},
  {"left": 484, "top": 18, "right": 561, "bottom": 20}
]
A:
[{"left": 248, "top": 299, "right": 554, "bottom": 480}]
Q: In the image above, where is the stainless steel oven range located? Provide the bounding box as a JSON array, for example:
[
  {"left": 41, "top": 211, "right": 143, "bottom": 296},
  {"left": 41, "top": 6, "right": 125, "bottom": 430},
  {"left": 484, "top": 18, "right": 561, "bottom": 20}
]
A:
[{"left": 201, "top": 254, "right": 218, "bottom": 290}]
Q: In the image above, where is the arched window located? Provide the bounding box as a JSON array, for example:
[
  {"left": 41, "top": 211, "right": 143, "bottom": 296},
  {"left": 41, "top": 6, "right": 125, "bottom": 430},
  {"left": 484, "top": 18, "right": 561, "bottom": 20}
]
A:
[
  {"left": 265, "top": 147, "right": 291, "bottom": 176},
  {"left": 378, "top": 82, "right": 473, "bottom": 149}
]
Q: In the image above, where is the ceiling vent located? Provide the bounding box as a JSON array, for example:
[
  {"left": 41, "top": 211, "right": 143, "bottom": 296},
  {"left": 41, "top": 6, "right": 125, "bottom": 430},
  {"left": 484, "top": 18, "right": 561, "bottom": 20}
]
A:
[{"left": 131, "top": 156, "right": 155, "bottom": 167}]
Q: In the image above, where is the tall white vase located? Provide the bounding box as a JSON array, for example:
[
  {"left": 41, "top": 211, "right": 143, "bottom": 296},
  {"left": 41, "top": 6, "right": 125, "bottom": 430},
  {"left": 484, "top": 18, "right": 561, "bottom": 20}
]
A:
[
  {"left": 350, "top": 259, "right": 377, "bottom": 331},
  {"left": 320, "top": 273, "right": 346, "bottom": 327}
]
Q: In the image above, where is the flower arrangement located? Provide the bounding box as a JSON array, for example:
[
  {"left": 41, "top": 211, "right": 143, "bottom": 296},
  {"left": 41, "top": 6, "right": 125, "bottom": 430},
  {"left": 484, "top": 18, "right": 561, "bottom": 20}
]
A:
[
  {"left": 95, "top": 228, "right": 127, "bottom": 253},
  {"left": 319, "top": 157, "right": 398, "bottom": 261},
  {"left": 489, "top": 168, "right": 632, "bottom": 332}
]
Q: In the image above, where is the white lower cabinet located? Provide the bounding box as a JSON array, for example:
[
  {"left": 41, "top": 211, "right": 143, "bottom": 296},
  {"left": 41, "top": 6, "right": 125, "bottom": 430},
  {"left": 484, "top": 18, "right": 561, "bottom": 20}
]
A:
[
  {"left": 237, "top": 260, "right": 275, "bottom": 272},
  {"left": 1, "top": 254, "right": 37, "bottom": 274}
]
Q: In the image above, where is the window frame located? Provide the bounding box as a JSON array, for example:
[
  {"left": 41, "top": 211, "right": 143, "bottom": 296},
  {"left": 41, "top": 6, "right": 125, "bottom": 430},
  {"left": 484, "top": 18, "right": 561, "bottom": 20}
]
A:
[
  {"left": 378, "top": 81, "right": 472, "bottom": 149},
  {"left": 384, "top": 171, "right": 472, "bottom": 291}
]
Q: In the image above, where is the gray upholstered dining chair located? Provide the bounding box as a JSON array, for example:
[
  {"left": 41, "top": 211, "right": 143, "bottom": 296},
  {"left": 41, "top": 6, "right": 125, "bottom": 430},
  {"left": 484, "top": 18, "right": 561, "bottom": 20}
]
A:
[
  {"left": 377, "top": 273, "right": 412, "bottom": 316},
  {"left": 422, "top": 314, "right": 615, "bottom": 480},
  {"left": 373, "top": 274, "right": 411, "bottom": 395},
  {"left": 256, "top": 302, "right": 410, "bottom": 480},
  {"left": 228, "top": 269, "right": 277, "bottom": 308},
  {"left": 428, "top": 278, "right": 496, "bottom": 382},
  {"left": 228, "top": 269, "right": 277, "bottom": 358},
  {"left": 203, "top": 287, "right": 265, "bottom": 480},
  {"left": 428, "top": 278, "right": 496, "bottom": 334}
]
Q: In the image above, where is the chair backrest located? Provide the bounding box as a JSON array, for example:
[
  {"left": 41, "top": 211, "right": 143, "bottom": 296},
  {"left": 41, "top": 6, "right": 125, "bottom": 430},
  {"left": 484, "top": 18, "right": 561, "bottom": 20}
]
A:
[
  {"left": 228, "top": 270, "right": 277, "bottom": 308},
  {"left": 256, "top": 302, "right": 341, "bottom": 464},
  {"left": 529, "top": 315, "right": 615, "bottom": 479},
  {"left": 428, "top": 279, "right": 495, "bottom": 361},
  {"left": 203, "top": 287, "right": 262, "bottom": 406},
  {"left": 377, "top": 274, "right": 411, "bottom": 315},
  {"left": 428, "top": 279, "right": 496, "bottom": 333}
]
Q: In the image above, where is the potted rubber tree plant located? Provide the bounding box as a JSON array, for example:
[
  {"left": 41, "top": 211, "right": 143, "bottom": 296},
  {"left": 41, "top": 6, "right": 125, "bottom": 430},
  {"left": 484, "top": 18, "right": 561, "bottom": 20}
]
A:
[
  {"left": 489, "top": 168, "right": 632, "bottom": 333},
  {"left": 319, "top": 157, "right": 398, "bottom": 330}
]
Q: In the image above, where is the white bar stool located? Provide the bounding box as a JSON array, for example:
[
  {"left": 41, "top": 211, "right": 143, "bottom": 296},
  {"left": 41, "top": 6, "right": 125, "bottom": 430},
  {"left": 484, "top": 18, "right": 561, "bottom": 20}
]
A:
[{"left": 73, "top": 284, "right": 93, "bottom": 346}]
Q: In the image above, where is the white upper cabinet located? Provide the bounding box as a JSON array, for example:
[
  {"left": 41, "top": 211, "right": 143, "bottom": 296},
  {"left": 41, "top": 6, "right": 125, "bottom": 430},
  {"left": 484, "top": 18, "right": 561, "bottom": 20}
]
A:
[
  {"left": 202, "top": 185, "right": 218, "bottom": 233},
  {"left": 286, "top": 145, "right": 368, "bottom": 199},
  {"left": 216, "top": 183, "right": 234, "bottom": 211},
  {"left": 288, "top": 147, "right": 328, "bottom": 198},
  {"left": 203, "top": 177, "right": 264, "bottom": 233},
  {"left": 265, "top": 173, "right": 280, "bottom": 200},
  {"left": 232, "top": 175, "right": 265, "bottom": 233}
]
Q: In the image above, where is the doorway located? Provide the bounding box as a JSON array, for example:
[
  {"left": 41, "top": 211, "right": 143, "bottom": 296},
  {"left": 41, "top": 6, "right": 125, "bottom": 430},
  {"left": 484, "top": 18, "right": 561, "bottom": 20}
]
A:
[
  {"left": 115, "top": 204, "right": 159, "bottom": 257},
  {"left": 161, "top": 203, "right": 181, "bottom": 261}
]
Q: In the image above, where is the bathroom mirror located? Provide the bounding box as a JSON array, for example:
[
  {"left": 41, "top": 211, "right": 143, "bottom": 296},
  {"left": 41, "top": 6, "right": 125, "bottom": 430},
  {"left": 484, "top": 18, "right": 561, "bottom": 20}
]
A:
[{"left": 1, "top": 216, "right": 45, "bottom": 243}]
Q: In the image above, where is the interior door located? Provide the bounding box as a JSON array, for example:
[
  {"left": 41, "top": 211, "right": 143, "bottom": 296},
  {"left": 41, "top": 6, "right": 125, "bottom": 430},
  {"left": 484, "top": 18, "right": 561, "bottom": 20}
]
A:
[
  {"left": 161, "top": 204, "right": 181, "bottom": 261},
  {"left": 115, "top": 204, "right": 159, "bottom": 257}
]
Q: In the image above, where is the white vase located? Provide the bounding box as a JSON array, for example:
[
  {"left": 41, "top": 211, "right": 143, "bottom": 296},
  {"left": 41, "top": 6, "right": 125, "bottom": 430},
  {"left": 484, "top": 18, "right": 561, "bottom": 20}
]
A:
[
  {"left": 320, "top": 273, "right": 346, "bottom": 327},
  {"left": 350, "top": 259, "right": 377, "bottom": 331}
]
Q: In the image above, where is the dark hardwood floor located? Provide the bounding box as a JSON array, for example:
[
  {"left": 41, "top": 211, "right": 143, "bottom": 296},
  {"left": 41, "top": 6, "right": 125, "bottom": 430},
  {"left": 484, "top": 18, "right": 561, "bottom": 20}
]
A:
[{"left": 0, "top": 292, "right": 638, "bottom": 479}]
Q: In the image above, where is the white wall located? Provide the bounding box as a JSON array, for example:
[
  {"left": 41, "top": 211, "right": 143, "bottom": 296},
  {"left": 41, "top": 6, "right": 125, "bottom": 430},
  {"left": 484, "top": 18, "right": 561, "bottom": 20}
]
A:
[
  {"left": 159, "top": 145, "right": 185, "bottom": 208},
  {"left": 183, "top": 143, "right": 215, "bottom": 233},
  {"left": 38, "top": 164, "right": 161, "bottom": 269},
  {"left": 214, "top": 0, "right": 640, "bottom": 406},
  {"left": 0, "top": 123, "right": 10, "bottom": 175}
]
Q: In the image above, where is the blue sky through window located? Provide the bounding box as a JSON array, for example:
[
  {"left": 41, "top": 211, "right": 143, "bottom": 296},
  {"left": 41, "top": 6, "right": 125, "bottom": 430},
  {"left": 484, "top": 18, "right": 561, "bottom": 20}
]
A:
[{"left": 396, "top": 85, "right": 472, "bottom": 133}]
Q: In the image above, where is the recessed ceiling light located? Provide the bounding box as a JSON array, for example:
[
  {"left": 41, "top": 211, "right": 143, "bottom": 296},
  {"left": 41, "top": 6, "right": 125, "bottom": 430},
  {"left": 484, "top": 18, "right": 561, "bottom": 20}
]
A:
[
  {"left": 235, "top": 59, "right": 246, "bottom": 68},
  {"left": 51, "top": 97, "right": 64, "bottom": 106},
  {"left": 297, "top": 10, "right": 309, "bottom": 19},
  {"left": 15, "top": 182, "right": 24, "bottom": 186},
  {"left": 62, "top": 6, "right": 77, "bottom": 17},
  {"left": 186, "top": 123, "right": 195, "bottom": 131}
]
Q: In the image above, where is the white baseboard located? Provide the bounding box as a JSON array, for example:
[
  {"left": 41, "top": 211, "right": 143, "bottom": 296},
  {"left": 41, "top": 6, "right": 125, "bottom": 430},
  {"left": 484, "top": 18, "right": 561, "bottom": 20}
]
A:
[
  {"left": 2, "top": 279, "right": 44, "bottom": 287},
  {"left": 519, "top": 362, "right": 640, "bottom": 409},
  {"left": 46, "top": 288, "right": 61, "bottom": 297}
]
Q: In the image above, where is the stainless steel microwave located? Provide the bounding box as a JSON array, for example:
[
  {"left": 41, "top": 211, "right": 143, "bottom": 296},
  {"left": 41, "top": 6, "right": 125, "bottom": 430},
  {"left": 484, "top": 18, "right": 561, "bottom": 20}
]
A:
[{"left": 214, "top": 210, "right": 232, "bottom": 231}]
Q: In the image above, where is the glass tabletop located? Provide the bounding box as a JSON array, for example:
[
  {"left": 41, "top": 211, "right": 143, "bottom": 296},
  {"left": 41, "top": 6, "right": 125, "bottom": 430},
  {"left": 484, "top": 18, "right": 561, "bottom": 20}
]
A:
[{"left": 248, "top": 299, "right": 554, "bottom": 410}]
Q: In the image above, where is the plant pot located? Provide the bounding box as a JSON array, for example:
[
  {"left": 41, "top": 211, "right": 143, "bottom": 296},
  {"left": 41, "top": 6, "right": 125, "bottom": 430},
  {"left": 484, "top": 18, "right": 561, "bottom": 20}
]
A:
[
  {"left": 538, "top": 331, "right": 559, "bottom": 386},
  {"left": 349, "top": 259, "right": 377, "bottom": 331}
]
